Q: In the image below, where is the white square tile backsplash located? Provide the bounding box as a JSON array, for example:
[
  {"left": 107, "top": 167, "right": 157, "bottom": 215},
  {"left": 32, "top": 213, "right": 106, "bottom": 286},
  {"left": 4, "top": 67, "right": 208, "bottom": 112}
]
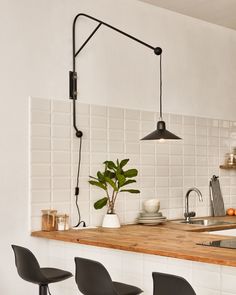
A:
[{"left": 30, "top": 97, "right": 236, "bottom": 229}]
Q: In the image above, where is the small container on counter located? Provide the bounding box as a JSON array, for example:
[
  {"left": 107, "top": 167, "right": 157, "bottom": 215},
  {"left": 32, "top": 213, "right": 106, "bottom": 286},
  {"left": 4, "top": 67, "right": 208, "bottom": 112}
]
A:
[
  {"left": 41, "top": 209, "right": 57, "bottom": 231},
  {"left": 225, "top": 153, "right": 235, "bottom": 165},
  {"left": 56, "top": 214, "right": 69, "bottom": 231}
]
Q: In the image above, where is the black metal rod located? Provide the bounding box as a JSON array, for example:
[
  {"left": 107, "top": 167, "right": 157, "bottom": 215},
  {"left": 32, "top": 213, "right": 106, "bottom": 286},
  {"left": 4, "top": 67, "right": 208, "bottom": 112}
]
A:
[
  {"left": 75, "top": 22, "right": 102, "bottom": 58},
  {"left": 72, "top": 13, "right": 160, "bottom": 61},
  {"left": 73, "top": 98, "right": 83, "bottom": 138},
  {"left": 39, "top": 285, "right": 48, "bottom": 295}
]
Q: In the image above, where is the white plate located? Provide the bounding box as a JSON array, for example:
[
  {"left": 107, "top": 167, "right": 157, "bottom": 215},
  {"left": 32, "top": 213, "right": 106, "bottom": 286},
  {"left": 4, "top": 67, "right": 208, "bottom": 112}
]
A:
[
  {"left": 138, "top": 216, "right": 166, "bottom": 221},
  {"left": 139, "top": 212, "right": 163, "bottom": 217},
  {"left": 137, "top": 219, "right": 167, "bottom": 225}
]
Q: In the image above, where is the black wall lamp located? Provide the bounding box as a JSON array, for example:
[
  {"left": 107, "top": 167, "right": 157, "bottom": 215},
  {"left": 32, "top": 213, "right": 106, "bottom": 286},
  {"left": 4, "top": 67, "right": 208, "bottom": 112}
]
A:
[
  {"left": 69, "top": 13, "right": 181, "bottom": 227},
  {"left": 69, "top": 13, "right": 181, "bottom": 141}
]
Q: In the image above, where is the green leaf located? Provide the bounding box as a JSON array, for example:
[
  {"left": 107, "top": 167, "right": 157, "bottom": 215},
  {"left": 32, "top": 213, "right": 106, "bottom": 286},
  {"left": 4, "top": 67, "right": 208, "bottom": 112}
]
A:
[
  {"left": 89, "top": 180, "right": 107, "bottom": 191},
  {"left": 103, "top": 160, "right": 116, "bottom": 170},
  {"left": 94, "top": 197, "right": 108, "bottom": 209},
  {"left": 104, "top": 177, "right": 118, "bottom": 191},
  {"left": 120, "top": 179, "right": 136, "bottom": 187},
  {"left": 89, "top": 175, "right": 98, "bottom": 181},
  {"left": 116, "top": 173, "right": 126, "bottom": 187},
  {"left": 124, "top": 169, "right": 138, "bottom": 178},
  {"left": 120, "top": 189, "right": 140, "bottom": 194},
  {"left": 120, "top": 159, "right": 129, "bottom": 168},
  {"left": 97, "top": 171, "right": 105, "bottom": 183},
  {"left": 104, "top": 170, "right": 115, "bottom": 179}
]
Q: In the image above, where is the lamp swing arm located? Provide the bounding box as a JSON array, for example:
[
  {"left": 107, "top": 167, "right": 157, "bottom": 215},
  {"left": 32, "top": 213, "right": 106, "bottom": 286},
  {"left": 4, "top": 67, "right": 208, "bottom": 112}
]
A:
[
  {"left": 70, "top": 13, "right": 162, "bottom": 138},
  {"left": 72, "top": 13, "right": 162, "bottom": 63}
]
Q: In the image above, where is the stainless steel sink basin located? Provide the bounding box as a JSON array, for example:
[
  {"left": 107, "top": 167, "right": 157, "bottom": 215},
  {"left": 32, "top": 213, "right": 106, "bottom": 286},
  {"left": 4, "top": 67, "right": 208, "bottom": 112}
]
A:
[{"left": 176, "top": 219, "right": 233, "bottom": 226}]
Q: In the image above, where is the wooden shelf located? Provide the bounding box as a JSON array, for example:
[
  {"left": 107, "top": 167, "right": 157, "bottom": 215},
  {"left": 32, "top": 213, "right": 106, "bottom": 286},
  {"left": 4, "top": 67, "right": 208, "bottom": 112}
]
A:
[{"left": 220, "top": 165, "right": 236, "bottom": 169}]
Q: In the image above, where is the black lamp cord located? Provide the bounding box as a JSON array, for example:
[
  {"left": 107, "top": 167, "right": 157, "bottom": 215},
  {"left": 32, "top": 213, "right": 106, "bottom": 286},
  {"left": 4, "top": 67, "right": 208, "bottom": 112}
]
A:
[
  {"left": 74, "top": 135, "right": 86, "bottom": 227},
  {"left": 159, "top": 53, "right": 163, "bottom": 120}
]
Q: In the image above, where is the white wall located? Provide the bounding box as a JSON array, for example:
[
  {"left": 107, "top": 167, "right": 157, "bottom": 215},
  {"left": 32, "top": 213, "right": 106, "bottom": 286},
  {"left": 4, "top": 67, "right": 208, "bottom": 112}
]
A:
[{"left": 1, "top": 0, "right": 236, "bottom": 294}]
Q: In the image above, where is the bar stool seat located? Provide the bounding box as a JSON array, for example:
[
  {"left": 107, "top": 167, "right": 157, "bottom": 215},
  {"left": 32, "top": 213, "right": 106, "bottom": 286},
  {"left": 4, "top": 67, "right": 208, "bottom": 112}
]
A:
[
  {"left": 12, "top": 245, "right": 72, "bottom": 295},
  {"left": 40, "top": 267, "right": 72, "bottom": 283},
  {"left": 75, "top": 257, "right": 143, "bottom": 295},
  {"left": 113, "top": 281, "right": 143, "bottom": 295},
  {"left": 152, "top": 272, "right": 196, "bottom": 295}
]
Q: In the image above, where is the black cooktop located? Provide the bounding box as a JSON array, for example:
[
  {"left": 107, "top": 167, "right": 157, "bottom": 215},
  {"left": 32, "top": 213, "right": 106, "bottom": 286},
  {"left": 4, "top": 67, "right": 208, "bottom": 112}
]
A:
[{"left": 197, "top": 239, "right": 236, "bottom": 250}]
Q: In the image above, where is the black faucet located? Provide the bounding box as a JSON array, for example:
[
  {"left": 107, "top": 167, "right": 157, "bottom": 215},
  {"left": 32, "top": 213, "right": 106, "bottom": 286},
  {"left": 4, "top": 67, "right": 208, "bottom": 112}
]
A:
[{"left": 184, "top": 187, "right": 203, "bottom": 223}]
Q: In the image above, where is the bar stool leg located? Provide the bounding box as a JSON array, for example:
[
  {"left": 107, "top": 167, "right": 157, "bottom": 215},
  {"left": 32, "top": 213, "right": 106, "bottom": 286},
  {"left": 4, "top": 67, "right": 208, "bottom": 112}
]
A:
[{"left": 39, "top": 285, "right": 48, "bottom": 295}]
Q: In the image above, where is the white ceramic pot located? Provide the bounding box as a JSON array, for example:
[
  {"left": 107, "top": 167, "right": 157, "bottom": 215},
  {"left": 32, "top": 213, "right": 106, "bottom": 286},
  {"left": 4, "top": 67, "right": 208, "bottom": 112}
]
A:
[
  {"left": 143, "top": 199, "right": 160, "bottom": 213},
  {"left": 102, "top": 214, "right": 121, "bottom": 228}
]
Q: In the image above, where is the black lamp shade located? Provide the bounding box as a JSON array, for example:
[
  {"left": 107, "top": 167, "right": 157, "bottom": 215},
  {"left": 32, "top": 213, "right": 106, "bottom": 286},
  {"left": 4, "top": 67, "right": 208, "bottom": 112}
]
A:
[{"left": 141, "top": 121, "right": 181, "bottom": 140}]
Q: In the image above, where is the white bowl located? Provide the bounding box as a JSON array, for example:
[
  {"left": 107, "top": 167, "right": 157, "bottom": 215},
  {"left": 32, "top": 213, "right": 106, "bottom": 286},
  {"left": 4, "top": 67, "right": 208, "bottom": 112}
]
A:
[{"left": 143, "top": 199, "right": 160, "bottom": 213}]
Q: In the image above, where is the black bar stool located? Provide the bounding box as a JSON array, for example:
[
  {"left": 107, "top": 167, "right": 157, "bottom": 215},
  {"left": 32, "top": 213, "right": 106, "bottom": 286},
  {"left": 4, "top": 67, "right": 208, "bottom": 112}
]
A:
[
  {"left": 152, "top": 272, "right": 196, "bottom": 295},
  {"left": 12, "top": 245, "right": 72, "bottom": 295},
  {"left": 74, "top": 257, "right": 143, "bottom": 295}
]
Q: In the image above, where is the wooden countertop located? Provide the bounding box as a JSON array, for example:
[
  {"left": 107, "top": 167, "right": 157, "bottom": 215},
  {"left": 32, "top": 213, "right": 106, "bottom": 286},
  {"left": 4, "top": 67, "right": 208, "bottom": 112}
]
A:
[{"left": 31, "top": 216, "right": 236, "bottom": 267}]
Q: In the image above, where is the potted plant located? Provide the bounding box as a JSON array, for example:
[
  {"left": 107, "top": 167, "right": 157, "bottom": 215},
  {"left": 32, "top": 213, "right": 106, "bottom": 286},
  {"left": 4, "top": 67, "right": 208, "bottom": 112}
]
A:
[{"left": 89, "top": 159, "right": 140, "bottom": 228}]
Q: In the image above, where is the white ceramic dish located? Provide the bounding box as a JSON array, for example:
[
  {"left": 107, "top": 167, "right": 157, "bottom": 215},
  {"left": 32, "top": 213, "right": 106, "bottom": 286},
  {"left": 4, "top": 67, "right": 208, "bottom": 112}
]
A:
[
  {"left": 143, "top": 199, "right": 160, "bottom": 213},
  {"left": 137, "top": 219, "right": 167, "bottom": 225},
  {"left": 138, "top": 216, "right": 166, "bottom": 221},
  {"left": 140, "top": 212, "right": 162, "bottom": 217}
]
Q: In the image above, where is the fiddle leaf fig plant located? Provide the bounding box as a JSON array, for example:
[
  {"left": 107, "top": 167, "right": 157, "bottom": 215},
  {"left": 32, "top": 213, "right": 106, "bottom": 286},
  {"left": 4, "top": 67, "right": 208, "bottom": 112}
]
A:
[{"left": 89, "top": 159, "right": 140, "bottom": 214}]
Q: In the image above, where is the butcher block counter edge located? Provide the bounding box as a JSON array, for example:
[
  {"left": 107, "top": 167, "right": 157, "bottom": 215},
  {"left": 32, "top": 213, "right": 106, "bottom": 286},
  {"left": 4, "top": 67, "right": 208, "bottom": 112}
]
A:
[{"left": 31, "top": 218, "right": 236, "bottom": 267}]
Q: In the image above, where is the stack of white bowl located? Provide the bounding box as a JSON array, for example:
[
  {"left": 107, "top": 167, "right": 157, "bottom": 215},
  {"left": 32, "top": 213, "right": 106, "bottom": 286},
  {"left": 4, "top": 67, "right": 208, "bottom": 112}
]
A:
[{"left": 137, "top": 199, "right": 167, "bottom": 225}]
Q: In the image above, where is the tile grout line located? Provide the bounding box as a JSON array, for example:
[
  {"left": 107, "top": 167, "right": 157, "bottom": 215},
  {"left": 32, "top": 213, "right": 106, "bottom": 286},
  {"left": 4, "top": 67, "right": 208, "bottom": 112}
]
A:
[
  {"left": 89, "top": 103, "right": 93, "bottom": 226},
  {"left": 50, "top": 99, "right": 53, "bottom": 209}
]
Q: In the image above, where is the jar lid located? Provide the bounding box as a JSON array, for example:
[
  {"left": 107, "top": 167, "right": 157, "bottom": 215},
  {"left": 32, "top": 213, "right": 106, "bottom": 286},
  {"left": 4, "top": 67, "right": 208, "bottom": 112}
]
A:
[{"left": 41, "top": 209, "right": 57, "bottom": 214}]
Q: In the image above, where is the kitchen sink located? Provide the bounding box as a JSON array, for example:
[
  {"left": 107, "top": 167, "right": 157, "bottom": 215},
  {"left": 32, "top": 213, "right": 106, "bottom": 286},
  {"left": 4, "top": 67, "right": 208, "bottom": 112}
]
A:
[{"left": 174, "top": 219, "right": 233, "bottom": 226}]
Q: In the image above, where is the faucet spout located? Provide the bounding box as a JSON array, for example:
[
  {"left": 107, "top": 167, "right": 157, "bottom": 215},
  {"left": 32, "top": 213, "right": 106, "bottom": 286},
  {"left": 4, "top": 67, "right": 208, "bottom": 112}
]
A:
[{"left": 184, "top": 187, "right": 203, "bottom": 223}]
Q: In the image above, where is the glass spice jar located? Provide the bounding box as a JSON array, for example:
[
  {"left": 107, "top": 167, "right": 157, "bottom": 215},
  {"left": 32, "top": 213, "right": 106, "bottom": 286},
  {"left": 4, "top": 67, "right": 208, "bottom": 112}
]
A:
[
  {"left": 41, "top": 209, "right": 57, "bottom": 231},
  {"left": 56, "top": 214, "right": 69, "bottom": 231}
]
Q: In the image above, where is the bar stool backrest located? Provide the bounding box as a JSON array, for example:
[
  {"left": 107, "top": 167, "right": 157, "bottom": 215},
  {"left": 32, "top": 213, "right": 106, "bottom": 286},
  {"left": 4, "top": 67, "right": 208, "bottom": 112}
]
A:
[
  {"left": 12, "top": 245, "right": 46, "bottom": 284},
  {"left": 74, "top": 257, "right": 118, "bottom": 295},
  {"left": 152, "top": 272, "right": 196, "bottom": 295}
]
